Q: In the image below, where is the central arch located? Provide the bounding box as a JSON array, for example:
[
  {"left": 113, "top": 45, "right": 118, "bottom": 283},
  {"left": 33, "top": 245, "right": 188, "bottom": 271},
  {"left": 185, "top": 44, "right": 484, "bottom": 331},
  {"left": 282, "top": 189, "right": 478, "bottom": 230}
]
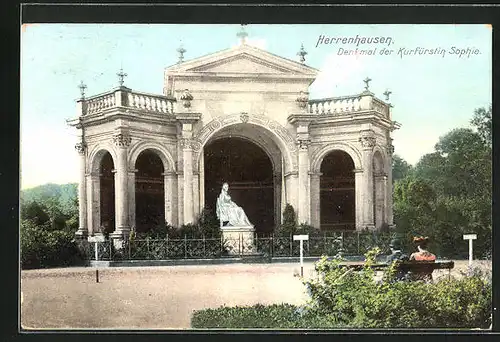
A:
[
  {"left": 204, "top": 137, "right": 274, "bottom": 233},
  {"left": 198, "top": 120, "right": 288, "bottom": 233}
]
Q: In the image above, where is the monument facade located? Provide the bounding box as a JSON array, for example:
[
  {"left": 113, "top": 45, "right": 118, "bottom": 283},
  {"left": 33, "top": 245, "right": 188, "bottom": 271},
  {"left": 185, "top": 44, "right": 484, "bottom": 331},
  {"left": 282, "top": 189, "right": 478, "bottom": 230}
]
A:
[{"left": 68, "top": 32, "right": 399, "bottom": 240}]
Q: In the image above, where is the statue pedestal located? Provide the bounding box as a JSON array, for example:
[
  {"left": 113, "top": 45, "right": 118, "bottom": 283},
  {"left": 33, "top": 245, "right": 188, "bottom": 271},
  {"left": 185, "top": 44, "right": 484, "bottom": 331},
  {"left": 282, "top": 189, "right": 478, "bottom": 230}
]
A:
[{"left": 221, "top": 226, "right": 256, "bottom": 256}]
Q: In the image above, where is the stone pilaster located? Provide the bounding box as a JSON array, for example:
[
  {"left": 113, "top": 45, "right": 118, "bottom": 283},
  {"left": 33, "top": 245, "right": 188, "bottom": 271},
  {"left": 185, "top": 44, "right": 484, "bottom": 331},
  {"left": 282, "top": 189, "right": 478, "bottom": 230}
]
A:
[
  {"left": 193, "top": 172, "right": 200, "bottom": 220},
  {"left": 163, "top": 171, "right": 177, "bottom": 226},
  {"left": 387, "top": 142, "right": 395, "bottom": 228},
  {"left": 87, "top": 172, "right": 100, "bottom": 235},
  {"left": 359, "top": 131, "right": 376, "bottom": 230},
  {"left": 111, "top": 132, "right": 131, "bottom": 238},
  {"left": 176, "top": 113, "right": 201, "bottom": 225},
  {"left": 374, "top": 172, "right": 388, "bottom": 230},
  {"left": 288, "top": 113, "right": 315, "bottom": 226},
  {"left": 309, "top": 172, "right": 322, "bottom": 229},
  {"left": 128, "top": 169, "right": 137, "bottom": 231},
  {"left": 353, "top": 168, "right": 364, "bottom": 231},
  {"left": 181, "top": 139, "right": 194, "bottom": 224},
  {"left": 297, "top": 139, "right": 311, "bottom": 224},
  {"left": 75, "top": 142, "right": 88, "bottom": 238}
]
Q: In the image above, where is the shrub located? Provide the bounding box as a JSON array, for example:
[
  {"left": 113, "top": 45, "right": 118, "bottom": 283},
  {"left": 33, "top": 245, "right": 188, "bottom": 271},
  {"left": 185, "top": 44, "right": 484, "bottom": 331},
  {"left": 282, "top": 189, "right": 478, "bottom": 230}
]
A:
[
  {"left": 20, "top": 219, "right": 84, "bottom": 269},
  {"left": 303, "top": 249, "right": 492, "bottom": 328}
]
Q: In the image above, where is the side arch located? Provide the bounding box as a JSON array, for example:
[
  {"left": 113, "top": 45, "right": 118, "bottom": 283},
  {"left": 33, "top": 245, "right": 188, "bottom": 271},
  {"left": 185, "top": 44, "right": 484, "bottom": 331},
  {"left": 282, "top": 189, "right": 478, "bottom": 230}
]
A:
[
  {"left": 311, "top": 142, "right": 362, "bottom": 173},
  {"left": 128, "top": 140, "right": 176, "bottom": 172},
  {"left": 88, "top": 142, "right": 118, "bottom": 174}
]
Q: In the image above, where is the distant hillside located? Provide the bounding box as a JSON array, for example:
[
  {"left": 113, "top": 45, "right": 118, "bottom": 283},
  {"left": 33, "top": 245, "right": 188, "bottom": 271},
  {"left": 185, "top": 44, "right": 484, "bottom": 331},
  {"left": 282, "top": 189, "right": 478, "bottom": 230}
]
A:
[{"left": 21, "top": 183, "right": 78, "bottom": 214}]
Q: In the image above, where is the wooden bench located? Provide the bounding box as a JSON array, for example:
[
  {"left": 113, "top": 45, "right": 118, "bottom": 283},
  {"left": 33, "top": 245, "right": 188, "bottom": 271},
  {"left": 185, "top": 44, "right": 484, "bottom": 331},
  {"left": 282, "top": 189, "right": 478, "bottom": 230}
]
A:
[{"left": 326, "top": 261, "right": 455, "bottom": 281}]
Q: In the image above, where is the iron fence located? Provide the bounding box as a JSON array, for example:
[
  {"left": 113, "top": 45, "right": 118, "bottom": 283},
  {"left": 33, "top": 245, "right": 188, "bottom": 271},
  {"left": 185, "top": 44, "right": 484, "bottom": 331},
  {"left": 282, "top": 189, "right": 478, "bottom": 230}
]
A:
[{"left": 78, "top": 231, "right": 394, "bottom": 261}]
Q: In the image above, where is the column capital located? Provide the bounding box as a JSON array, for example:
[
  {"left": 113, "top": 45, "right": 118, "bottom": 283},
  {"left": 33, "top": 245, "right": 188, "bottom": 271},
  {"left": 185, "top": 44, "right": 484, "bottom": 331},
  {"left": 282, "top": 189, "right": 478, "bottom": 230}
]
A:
[
  {"left": 75, "top": 142, "right": 87, "bottom": 155},
  {"left": 180, "top": 138, "right": 194, "bottom": 150},
  {"left": 353, "top": 168, "right": 364, "bottom": 174},
  {"left": 128, "top": 168, "right": 138, "bottom": 174},
  {"left": 387, "top": 144, "right": 395, "bottom": 155},
  {"left": 113, "top": 132, "right": 132, "bottom": 148},
  {"left": 284, "top": 170, "right": 299, "bottom": 177},
  {"left": 297, "top": 139, "right": 311, "bottom": 151},
  {"left": 359, "top": 136, "right": 376, "bottom": 150}
]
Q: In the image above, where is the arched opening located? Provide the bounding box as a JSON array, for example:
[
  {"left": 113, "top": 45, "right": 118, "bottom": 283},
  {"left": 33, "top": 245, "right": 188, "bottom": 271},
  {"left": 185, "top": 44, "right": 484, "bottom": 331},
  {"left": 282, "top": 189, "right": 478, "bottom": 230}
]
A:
[
  {"left": 373, "top": 151, "right": 386, "bottom": 230},
  {"left": 135, "top": 150, "right": 165, "bottom": 233},
  {"left": 100, "top": 152, "right": 115, "bottom": 234},
  {"left": 320, "top": 150, "right": 356, "bottom": 231},
  {"left": 204, "top": 137, "right": 274, "bottom": 233}
]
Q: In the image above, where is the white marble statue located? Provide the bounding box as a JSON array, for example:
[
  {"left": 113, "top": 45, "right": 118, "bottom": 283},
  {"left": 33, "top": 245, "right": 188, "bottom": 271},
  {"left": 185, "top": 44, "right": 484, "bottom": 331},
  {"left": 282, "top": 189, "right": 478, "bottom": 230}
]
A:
[{"left": 216, "top": 182, "right": 252, "bottom": 227}]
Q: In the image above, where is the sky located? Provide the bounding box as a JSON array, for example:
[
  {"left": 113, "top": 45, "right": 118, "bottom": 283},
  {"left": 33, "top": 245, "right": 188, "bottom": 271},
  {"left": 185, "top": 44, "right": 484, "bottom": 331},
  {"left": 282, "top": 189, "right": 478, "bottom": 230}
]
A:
[{"left": 20, "top": 24, "right": 491, "bottom": 190}]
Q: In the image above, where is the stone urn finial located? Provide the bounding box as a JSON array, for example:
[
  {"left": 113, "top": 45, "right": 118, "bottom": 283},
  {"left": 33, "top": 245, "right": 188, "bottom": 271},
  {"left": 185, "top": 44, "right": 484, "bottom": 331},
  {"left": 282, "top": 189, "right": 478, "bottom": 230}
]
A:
[
  {"left": 296, "top": 91, "right": 309, "bottom": 110},
  {"left": 180, "top": 89, "right": 193, "bottom": 108}
]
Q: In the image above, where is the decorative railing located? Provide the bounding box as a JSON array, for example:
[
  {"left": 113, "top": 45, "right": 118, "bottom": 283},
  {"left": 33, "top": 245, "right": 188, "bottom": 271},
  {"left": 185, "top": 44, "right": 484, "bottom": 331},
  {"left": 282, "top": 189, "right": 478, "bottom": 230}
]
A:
[
  {"left": 308, "top": 93, "right": 390, "bottom": 118},
  {"left": 82, "top": 88, "right": 176, "bottom": 116},
  {"left": 127, "top": 91, "right": 175, "bottom": 114},
  {"left": 77, "top": 231, "right": 394, "bottom": 261}
]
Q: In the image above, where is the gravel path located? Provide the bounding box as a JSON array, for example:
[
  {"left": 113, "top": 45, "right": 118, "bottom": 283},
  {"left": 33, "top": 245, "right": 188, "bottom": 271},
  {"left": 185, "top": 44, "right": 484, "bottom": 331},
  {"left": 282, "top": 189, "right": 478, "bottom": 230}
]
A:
[{"left": 20, "top": 260, "right": 491, "bottom": 330}]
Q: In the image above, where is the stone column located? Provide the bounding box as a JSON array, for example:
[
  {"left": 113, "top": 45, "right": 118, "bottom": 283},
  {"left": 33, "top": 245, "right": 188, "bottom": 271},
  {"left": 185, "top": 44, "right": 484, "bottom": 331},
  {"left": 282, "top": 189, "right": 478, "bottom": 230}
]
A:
[
  {"left": 273, "top": 172, "right": 282, "bottom": 227},
  {"left": 182, "top": 139, "right": 194, "bottom": 224},
  {"left": 199, "top": 152, "right": 205, "bottom": 214},
  {"left": 297, "top": 140, "right": 311, "bottom": 225},
  {"left": 177, "top": 172, "right": 184, "bottom": 226},
  {"left": 374, "top": 173, "right": 387, "bottom": 230},
  {"left": 359, "top": 132, "right": 376, "bottom": 230},
  {"left": 353, "top": 168, "right": 364, "bottom": 231},
  {"left": 87, "top": 172, "right": 100, "bottom": 235},
  {"left": 386, "top": 144, "right": 395, "bottom": 228},
  {"left": 309, "top": 172, "right": 322, "bottom": 229},
  {"left": 128, "top": 169, "right": 137, "bottom": 231},
  {"left": 75, "top": 142, "right": 88, "bottom": 238},
  {"left": 111, "top": 132, "right": 131, "bottom": 238},
  {"left": 193, "top": 172, "right": 200, "bottom": 220},
  {"left": 163, "top": 171, "right": 176, "bottom": 226}
]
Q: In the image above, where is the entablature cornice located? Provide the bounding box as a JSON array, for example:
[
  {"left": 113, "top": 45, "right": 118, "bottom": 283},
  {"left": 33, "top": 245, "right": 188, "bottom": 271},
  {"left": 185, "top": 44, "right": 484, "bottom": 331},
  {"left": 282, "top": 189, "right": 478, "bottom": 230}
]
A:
[{"left": 311, "top": 112, "right": 394, "bottom": 130}]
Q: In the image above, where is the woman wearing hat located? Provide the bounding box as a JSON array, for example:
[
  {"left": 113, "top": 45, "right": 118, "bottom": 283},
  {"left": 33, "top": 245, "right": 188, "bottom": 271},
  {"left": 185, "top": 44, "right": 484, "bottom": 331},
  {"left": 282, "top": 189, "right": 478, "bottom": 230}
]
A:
[
  {"left": 409, "top": 236, "right": 436, "bottom": 261},
  {"left": 409, "top": 236, "right": 436, "bottom": 281}
]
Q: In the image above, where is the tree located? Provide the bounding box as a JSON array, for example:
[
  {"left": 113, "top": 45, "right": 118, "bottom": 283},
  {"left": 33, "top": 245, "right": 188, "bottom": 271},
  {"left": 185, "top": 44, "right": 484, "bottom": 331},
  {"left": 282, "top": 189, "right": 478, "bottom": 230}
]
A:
[
  {"left": 393, "top": 105, "right": 492, "bottom": 258},
  {"left": 21, "top": 201, "right": 51, "bottom": 227},
  {"left": 470, "top": 105, "right": 491, "bottom": 147},
  {"left": 392, "top": 154, "right": 413, "bottom": 183}
]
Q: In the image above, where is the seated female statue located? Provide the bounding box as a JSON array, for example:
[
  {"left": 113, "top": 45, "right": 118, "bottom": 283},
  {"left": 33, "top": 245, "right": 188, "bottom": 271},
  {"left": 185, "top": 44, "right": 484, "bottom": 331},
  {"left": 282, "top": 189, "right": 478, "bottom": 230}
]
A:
[{"left": 216, "top": 182, "right": 252, "bottom": 227}]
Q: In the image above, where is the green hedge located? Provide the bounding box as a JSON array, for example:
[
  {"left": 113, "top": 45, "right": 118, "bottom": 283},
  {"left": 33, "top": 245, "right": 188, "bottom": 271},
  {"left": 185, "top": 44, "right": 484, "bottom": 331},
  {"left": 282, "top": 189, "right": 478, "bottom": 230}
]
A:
[{"left": 191, "top": 304, "right": 340, "bottom": 329}]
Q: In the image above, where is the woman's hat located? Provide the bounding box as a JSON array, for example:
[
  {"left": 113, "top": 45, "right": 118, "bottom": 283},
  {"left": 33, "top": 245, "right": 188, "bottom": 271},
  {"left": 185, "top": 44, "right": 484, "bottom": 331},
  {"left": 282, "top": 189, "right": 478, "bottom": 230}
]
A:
[{"left": 413, "top": 236, "right": 429, "bottom": 244}]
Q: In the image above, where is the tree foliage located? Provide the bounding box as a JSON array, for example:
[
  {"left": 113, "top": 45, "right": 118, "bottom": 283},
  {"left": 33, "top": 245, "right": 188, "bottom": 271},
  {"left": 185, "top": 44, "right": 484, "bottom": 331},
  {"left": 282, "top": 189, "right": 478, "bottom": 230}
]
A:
[{"left": 393, "top": 105, "right": 491, "bottom": 259}]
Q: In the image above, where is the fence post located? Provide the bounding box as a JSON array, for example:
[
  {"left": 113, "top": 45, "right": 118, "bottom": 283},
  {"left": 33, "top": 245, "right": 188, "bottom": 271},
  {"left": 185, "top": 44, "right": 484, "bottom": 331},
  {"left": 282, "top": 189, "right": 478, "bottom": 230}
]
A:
[
  {"left": 203, "top": 234, "right": 206, "bottom": 257},
  {"left": 290, "top": 234, "right": 293, "bottom": 256},
  {"left": 340, "top": 231, "right": 344, "bottom": 253},
  {"left": 109, "top": 240, "right": 112, "bottom": 260},
  {"left": 128, "top": 238, "right": 131, "bottom": 260},
  {"left": 147, "top": 238, "right": 150, "bottom": 254},
  {"left": 184, "top": 234, "right": 187, "bottom": 259}
]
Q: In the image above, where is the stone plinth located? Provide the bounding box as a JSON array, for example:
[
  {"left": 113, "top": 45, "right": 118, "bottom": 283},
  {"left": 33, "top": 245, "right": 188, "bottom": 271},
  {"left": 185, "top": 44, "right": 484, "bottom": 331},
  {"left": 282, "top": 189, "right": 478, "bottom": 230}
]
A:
[{"left": 221, "top": 226, "right": 256, "bottom": 255}]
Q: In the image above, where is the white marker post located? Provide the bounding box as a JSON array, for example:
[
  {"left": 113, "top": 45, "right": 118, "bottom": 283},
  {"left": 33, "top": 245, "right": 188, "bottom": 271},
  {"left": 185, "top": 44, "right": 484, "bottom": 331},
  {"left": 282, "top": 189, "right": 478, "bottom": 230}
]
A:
[
  {"left": 88, "top": 235, "right": 105, "bottom": 283},
  {"left": 463, "top": 234, "right": 477, "bottom": 267},
  {"left": 293, "top": 234, "right": 309, "bottom": 277}
]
